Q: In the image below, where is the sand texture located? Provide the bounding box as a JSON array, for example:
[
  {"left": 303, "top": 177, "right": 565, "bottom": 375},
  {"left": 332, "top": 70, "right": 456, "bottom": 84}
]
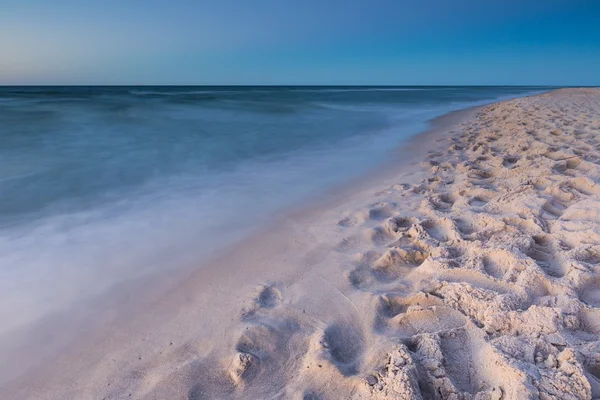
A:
[{"left": 3, "top": 88, "right": 600, "bottom": 399}]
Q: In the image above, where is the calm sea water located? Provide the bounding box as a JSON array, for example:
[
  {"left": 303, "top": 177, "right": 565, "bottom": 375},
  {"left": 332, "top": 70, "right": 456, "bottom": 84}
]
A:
[{"left": 0, "top": 86, "right": 549, "bottom": 334}]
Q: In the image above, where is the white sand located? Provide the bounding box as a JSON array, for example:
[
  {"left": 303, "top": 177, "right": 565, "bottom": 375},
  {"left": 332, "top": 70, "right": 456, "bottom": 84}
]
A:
[{"left": 2, "top": 88, "right": 600, "bottom": 399}]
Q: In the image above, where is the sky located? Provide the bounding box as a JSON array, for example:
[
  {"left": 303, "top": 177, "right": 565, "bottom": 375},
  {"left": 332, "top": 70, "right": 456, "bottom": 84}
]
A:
[{"left": 0, "top": 0, "right": 599, "bottom": 85}]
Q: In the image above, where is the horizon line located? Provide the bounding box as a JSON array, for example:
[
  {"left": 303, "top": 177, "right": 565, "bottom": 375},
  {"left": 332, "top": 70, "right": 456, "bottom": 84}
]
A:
[{"left": 0, "top": 84, "right": 581, "bottom": 88}]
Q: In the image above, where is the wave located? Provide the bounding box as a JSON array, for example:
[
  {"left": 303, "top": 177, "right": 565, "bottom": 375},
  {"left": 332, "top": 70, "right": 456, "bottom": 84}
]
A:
[{"left": 0, "top": 86, "right": 550, "bottom": 338}]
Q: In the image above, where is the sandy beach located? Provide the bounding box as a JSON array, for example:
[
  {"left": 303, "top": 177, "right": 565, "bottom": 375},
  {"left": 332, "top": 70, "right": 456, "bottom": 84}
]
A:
[{"left": 3, "top": 88, "right": 600, "bottom": 399}]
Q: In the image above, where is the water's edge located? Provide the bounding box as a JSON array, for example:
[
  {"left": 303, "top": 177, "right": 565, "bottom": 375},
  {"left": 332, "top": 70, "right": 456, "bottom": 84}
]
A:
[{"left": 0, "top": 89, "right": 549, "bottom": 386}]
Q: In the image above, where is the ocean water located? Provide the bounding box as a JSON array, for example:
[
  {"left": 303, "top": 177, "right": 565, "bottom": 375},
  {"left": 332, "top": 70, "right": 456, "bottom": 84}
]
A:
[{"left": 0, "top": 86, "right": 549, "bottom": 334}]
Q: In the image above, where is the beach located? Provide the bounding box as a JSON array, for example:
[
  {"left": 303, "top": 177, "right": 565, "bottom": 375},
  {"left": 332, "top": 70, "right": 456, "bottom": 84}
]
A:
[{"left": 2, "top": 88, "right": 600, "bottom": 399}]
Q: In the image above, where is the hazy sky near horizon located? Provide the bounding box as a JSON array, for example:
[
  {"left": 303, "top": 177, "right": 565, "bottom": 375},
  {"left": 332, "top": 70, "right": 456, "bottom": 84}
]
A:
[{"left": 1, "top": 0, "right": 599, "bottom": 85}]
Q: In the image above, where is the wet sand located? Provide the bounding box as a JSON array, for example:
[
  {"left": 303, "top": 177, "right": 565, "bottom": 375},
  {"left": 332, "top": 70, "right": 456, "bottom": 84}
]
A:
[{"left": 3, "top": 88, "right": 600, "bottom": 399}]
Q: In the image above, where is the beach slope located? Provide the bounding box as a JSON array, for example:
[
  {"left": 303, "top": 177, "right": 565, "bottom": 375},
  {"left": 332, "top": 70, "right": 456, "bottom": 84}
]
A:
[{"left": 3, "top": 88, "right": 600, "bottom": 399}]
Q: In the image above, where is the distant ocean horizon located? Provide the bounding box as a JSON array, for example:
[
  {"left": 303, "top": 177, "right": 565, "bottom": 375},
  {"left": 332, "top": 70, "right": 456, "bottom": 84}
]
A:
[
  {"left": 0, "top": 84, "right": 561, "bottom": 90},
  {"left": 0, "top": 85, "right": 551, "bottom": 335}
]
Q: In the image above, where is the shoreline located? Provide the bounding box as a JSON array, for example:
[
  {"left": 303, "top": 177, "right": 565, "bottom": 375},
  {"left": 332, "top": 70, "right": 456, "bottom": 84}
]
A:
[
  {"left": 8, "top": 88, "right": 600, "bottom": 399},
  {"left": 0, "top": 101, "right": 485, "bottom": 387}
]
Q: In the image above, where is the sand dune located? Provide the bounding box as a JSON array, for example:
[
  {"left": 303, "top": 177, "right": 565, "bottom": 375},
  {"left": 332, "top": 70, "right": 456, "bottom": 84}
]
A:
[{"left": 3, "top": 88, "right": 600, "bottom": 399}]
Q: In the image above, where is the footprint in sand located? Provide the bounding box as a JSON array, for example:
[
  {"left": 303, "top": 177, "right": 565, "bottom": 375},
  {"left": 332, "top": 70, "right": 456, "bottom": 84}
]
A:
[
  {"left": 437, "top": 330, "right": 479, "bottom": 393},
  {"left": 229, "top": 351, "right": 257, "bottom": 385},
  {"left": 364, "top": 226, "right": 396, "bottom": 246},
  {"left": 256, "top": 285, "right": 282, "bottom": 308},
  {"left": 541, "top": 197, "right": 568, "bottom": 219},
  {"left": 553, "top": 157, "right": 582, "bottom": 175},
  {"left": 452, "top": 217, "right": 478, "bottom": 240},
  {"left": 386, "top": 216, "right": 418, "bottom": 233},
  {"left": 580, "top": 308, "right": 600, "bottom": 336},
  {"left": 371, "top": 247, "right": 429, "bottom": 282},
  {"left": 368, "top": 203, "right": 397, "bottom": 221},
  {"left": 338, "top": 211, "right": 368, "bottom": 227},
  {"left": 374, "top": 292, "right": 444, "bottom": 332},
  {"left": 302, "top": 390, "right": 324, "bottom": 400},
  {"left": 525, "top": 235, "right": 567, "bottom": 278},
  {"left": 502, "top": 155, "right": 520, "bottom": 168},
  {"left": 348, "top": 245, "right": 428, "bottom": 288},
  {"left": 421, "top": 218, "right": 456, "bottom": 243},
  {"left": 321, "top": 322, "right": 365, "bottom": 376},
  {"left": 579, "top": 276, "right": 600, "bottom": 308},
  {"left": 428, "top": 192, "right": 457, "bottom": 213},
  {"left": 573, "top": 248, "right": 600, "bottom": 266},
  {"left": 408, "top": 328, "right": 492, "bottom": 398},
  {"left": 583, "top": 357, "right": 600, "bottom": 390},
  {"left": 230, "top": 317, "right": 304, "bottom": 390},
  {"left": 467, "top": 195, "right": 491, "bottom": 208},
  {"left": 482, "top": 250, "right": 515, "bottom": 280},
  {"left": 467, "top": 167, "right": 494, "bottom": 182}
]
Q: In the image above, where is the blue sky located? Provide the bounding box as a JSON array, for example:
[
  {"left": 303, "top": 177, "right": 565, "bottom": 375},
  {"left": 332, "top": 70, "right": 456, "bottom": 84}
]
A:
[{"left": 1, "top": 0, "right": 598, "bottom": 85}]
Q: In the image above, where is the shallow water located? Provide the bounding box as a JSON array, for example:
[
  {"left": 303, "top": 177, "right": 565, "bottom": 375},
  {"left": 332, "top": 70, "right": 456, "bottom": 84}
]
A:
[{"left": 0, "top": 85, "right": 549, "bottom": 334}]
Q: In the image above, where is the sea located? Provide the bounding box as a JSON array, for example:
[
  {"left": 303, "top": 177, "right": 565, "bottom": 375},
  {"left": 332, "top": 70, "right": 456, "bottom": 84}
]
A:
[{"left": 0, "top": 86, "right": 550, "bottom": 336}]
